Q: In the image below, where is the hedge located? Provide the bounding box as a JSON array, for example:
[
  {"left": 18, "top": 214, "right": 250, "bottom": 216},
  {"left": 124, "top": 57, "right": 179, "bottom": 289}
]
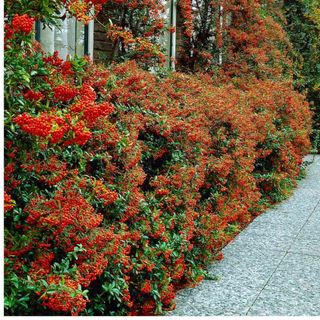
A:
[{"left": 4, "top": 10, "right": 312, "bottom": 317}]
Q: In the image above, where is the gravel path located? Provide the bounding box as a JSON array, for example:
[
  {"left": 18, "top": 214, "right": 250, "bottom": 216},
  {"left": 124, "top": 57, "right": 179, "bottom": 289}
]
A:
[{"left": 167, "top": 155, "right": 320, "bottom": 316}]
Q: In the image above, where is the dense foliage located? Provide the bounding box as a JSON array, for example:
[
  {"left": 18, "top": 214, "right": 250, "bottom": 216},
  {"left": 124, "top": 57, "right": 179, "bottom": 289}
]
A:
[
  {"left": 283, "top": 0, "right": 320, "bottom": 150},
  {"left": 4, "top": 0, "right": 313, "bottom": 316},
  {"left": 284, "top": 0, "right": 320, "bottom": 102}
]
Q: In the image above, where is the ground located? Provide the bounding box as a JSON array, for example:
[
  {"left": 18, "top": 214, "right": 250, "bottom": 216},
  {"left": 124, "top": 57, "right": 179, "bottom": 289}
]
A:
[{"left": 167, "top": 155, "right": 320, "bottom": 316}]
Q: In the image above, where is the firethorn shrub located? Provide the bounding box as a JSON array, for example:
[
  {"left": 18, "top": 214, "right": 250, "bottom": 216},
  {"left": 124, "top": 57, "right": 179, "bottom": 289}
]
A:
[{"left": 4, "top": 11, "right": 312, "bottom": 317}]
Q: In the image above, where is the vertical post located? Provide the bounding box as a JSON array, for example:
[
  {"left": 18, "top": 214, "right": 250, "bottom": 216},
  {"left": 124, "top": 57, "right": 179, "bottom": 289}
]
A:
[
  {"left": 75, "top": 19, "right": 78, "bottom": 55},
  {"left": 88, "top": 20, "right": 94, "bottom": 60},
  {"left": 68, "top": 17, "right": 76, "bottom": 56},
  {"left": 61, "top": 14, "right": 69, "bottom": 59},
  {"left": 40, "top": 24, "right": 55, "bottom": 54},
  {"left": 218, "top": 4, "right": 223, "bottom": 66},
  {"left": 54, "top": 11, "right": 69, "bottom": 60},
  {"left": 169, "top": 0, "right": 177, "bottom": 70},
  {"left": 75, "top": 20, "right": 86, "bottom": 57}
]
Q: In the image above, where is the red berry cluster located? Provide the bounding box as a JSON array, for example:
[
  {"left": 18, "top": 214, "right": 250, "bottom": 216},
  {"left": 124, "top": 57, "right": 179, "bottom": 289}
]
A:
[
  {"left": 11, "top": 14, "right": 35, "bottom": 34},
  {"left": 53, "top": 84, "right": 78, "bottom": 102},
  {"left": 23, "top": 90, "right": 45, "bottom": 102},
  {"left": 4, "top": 191, "right": 15, "bottom": 213}
]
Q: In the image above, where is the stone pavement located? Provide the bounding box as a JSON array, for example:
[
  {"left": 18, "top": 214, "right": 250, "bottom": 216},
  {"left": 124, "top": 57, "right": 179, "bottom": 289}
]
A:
[{"left": 167, "top": 155, "right": 320, "bottom": 316}]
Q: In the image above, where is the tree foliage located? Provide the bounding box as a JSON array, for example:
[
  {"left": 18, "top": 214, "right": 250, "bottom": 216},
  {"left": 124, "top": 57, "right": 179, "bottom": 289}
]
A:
[{"left": 283, "top": 0, "right": 320, "bottom": 149}]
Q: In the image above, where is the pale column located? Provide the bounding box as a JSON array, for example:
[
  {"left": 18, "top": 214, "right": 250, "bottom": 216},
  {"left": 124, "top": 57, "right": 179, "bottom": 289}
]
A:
[
  {"left": 54, "top": 14, "right": 69, "bottom": 59},
  {"left": 75, "top": 20, "right": 85, "bottom": 56},
  {"left": 40, "top": 24, "right": 55, "bottom": 54},
  {"left": 67, "top": 17, "right": 76, "bottom": 57},
  {"left": 88, "top": 20, "right": 94, "bottom": 59},
  {"left": 161, "top": 0, "right": 177, "bottom": 70},
  {"left": 218, "top": 5, "right": 223, "bottom": 66},
  {"left": 170, "top": 0, "right": 177, "bottom": 70}
]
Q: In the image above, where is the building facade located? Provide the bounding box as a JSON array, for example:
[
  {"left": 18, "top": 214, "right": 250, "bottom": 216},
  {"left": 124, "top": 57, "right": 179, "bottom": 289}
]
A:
[{"left": 35, "top": 1, "right": 182, "bottom": 69}]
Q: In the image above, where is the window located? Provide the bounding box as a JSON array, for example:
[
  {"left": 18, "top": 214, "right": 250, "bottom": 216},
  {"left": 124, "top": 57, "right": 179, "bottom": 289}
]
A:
[{"left": 35, "top": 11, "right": 94, "bottom": 60}]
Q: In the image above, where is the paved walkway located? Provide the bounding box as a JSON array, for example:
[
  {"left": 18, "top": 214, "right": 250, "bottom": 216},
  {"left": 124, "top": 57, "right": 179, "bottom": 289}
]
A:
[{"left": 167, "top": 155, "right": 320, "bottom": 316}]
